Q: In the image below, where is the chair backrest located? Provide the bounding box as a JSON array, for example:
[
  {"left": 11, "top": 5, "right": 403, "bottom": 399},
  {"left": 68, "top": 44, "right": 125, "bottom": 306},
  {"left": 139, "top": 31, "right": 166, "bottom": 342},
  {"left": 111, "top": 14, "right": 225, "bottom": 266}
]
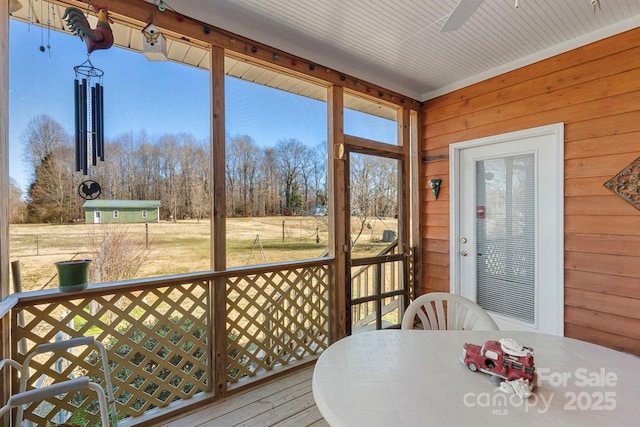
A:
[
  {"left": 12, "top": 336, "right": 118, "bottom": 426},
  {"left": 0, "top": 377, "right": 110, "bottom": 427},
  {"left": 401, "top": 292, "right": 499, "bottom": 331}
]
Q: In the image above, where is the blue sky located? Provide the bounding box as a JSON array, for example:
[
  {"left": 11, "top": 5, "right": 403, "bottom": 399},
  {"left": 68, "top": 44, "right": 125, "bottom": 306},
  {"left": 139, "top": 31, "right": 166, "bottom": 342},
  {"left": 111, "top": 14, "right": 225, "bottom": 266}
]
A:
[{"left": 9, "top": 18, "right": 396, "bottom": 192}]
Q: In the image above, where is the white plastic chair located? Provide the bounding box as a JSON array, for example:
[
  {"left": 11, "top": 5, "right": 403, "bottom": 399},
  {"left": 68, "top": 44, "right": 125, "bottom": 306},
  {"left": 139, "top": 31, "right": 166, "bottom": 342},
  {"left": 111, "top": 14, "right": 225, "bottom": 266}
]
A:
[
  {"left": 1, "top": 336, "right": 118, "bottom": 426},
  {"left": 401, "top": 292, "right": 499, "bottom": 331},
  {"left": 0, "top": 376, "right": 110, "bottom": 426}
]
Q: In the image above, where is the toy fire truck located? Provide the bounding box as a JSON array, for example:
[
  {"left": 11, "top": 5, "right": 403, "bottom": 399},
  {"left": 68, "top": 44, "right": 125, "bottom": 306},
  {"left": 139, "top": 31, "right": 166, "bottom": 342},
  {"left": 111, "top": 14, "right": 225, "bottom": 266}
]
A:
[{"left": 461, "top": 338, "right": 535, "bottom": 382}]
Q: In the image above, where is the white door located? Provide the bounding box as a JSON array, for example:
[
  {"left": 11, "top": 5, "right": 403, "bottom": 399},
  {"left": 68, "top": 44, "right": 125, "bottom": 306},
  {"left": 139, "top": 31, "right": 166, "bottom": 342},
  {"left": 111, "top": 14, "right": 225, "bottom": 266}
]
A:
[
  {"left": 450, "top": 124, "right": 564, "bottom": 335},
  {"left": 94, "top": 210, "right": 102, "bottom": 224}
]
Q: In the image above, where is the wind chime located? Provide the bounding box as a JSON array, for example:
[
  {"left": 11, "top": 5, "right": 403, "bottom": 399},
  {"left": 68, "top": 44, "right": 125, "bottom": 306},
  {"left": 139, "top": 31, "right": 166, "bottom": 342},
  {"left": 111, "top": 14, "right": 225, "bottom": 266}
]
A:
[
  {"left": 64, "top": 4, "right": 114, "bottom": 175},
  {"left": 73, "top": 60, "right": 104, "bottom": 175}
]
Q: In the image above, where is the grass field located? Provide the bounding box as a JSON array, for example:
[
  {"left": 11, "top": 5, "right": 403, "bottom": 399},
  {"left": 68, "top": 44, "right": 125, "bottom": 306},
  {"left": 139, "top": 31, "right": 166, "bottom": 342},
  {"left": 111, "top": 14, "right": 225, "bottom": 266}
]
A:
[{"left": 9, "top": 216, "right": 397, "bottom": 292}]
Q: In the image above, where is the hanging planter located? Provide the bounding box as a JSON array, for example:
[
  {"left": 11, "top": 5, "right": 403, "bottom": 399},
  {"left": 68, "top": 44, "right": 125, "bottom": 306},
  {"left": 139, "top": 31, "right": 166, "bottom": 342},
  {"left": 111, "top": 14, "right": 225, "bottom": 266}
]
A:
[{"left": 55, "top": 260, "right": 92, "bottom": 292}]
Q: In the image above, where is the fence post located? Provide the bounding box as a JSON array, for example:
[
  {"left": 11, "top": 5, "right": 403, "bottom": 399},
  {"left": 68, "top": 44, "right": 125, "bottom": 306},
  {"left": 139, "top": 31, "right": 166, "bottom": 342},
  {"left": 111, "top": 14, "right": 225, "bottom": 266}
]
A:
[{"left": 11, "top": 260, "right": 20, "bottom": 292}]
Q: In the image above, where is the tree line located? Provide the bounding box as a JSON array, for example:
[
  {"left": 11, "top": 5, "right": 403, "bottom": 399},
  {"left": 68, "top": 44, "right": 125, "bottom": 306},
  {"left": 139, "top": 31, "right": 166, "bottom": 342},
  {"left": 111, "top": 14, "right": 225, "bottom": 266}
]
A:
[
  {"left": 11, "top": 115, "right": 398, "bottom": 225},
  {"left": 11, "top": 115, "right": 328, "bottom": 223}
]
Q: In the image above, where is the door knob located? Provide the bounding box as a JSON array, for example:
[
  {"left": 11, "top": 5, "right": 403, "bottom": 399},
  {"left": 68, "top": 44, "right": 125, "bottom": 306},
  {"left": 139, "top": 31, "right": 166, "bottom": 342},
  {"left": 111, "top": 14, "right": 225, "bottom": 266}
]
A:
[{"left": 460, "top": 250, "right": 468, "bottom": 257}]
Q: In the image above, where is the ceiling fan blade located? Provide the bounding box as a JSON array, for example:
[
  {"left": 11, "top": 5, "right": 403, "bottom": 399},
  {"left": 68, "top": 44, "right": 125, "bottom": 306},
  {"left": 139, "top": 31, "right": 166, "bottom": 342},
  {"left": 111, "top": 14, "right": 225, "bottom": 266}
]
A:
[{"left": 440, "top": 0, "right": 485, "bottom": 32}]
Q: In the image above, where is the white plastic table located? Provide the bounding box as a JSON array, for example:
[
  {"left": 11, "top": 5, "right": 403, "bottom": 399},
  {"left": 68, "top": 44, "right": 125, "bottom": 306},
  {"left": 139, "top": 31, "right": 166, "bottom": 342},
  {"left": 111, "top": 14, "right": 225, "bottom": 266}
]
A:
[{"left": 312, "top": 330, "right": 640, "bottom": 426}]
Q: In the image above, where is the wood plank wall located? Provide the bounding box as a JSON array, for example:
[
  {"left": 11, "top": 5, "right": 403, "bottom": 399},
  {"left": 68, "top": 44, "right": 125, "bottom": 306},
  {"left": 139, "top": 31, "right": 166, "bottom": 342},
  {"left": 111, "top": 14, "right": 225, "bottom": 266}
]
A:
[{"left": 420, "top": 27, "right": 640, "bottom": 355}]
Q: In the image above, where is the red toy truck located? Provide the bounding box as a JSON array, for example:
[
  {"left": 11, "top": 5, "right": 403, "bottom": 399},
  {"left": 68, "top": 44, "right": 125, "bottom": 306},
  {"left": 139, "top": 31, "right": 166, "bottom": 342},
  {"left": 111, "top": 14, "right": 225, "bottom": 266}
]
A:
[{"left": 461, "top": 338, "right": 535, "bottom": 382}]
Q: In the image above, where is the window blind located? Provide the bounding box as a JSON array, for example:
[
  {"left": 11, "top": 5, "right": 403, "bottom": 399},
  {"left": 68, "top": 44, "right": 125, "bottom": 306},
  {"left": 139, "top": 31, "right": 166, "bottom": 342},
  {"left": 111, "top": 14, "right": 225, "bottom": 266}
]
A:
[{"left": 476, "top": 154, "right": 535, "bottom": 323}]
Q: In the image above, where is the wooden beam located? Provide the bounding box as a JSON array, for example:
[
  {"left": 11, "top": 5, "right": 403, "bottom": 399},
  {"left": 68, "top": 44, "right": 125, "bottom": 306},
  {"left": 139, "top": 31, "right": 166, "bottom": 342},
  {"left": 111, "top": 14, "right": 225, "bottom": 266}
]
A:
[
  {"left": 1, "top": 0, "right": 9, "bottom": 301},
  {"left": 409, "top": 110, "right": 422, "bottom": 299},
  {"left": 211, "top": 45, "right": 226, "bottom": 271},
  {"left": 1, "top": 0, "right": 9, "bottom": 334},
  {"left": 1, "top": 0, "right": 10, "bottom": 414},
  {"left": 343, "top": 135, "right": 404, "bottom": 159},
  {"left": 328, "top": 85, "right": 347, "bottom": 343},
  {"left": 398, "top": 107, "right": 412, "bottom": 309},
  {"left": 210, "top": 45, "right": 227, "bottom": 398}
]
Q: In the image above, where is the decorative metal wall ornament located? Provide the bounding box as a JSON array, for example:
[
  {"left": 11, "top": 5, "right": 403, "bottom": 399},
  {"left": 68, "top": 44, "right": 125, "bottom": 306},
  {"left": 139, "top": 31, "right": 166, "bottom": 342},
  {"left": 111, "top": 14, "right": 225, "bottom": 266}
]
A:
[
  {"left": 63, "top": 6, "right": 114, "bottom": 54},
  {"left": 428, "top": 179, "right": 442, "bottom": 200},
  {"left": 78, "top": 180, "right": 102, "bottom": 200},
  {"left": 604, "top": 156, "right": 640, "bottom": 211}
]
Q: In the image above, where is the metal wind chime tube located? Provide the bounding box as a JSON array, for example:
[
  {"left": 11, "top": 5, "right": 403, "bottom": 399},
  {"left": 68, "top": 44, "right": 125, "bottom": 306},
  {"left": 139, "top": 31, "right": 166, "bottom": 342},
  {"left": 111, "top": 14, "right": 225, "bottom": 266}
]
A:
[
  {"left": 91, "top": 84, "right": 105, "bottom": 164},
  {"left": 74, "top": 78, "right": 81, "bottom": 170},
  {"left": 73, "top": 59, "right": 105, "bottom": 175},
  {"left": 73, "top": 77, "right": 88, "bottom": 174},
  {"left": 97, "top": 83, "right": 104, "bottom": 161},
  {"left": 81, "top": 78, "right": 88, "bottom": 174},
  {"left": 91, "top": 84, "right": 97, "bottom": 167}
]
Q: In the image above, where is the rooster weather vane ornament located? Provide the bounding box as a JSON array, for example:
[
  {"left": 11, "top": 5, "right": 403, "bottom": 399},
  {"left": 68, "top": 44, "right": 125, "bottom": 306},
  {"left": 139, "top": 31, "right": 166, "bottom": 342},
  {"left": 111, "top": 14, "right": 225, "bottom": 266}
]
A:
[
  {"left": 64, "top": 5, "right": 114, "bottom": 54},
  {"left": 78, "top": 180, "right": 102, "bottom": 200},
  {"left": 64, "top": 4, "right": 113, "bottom": 176}
]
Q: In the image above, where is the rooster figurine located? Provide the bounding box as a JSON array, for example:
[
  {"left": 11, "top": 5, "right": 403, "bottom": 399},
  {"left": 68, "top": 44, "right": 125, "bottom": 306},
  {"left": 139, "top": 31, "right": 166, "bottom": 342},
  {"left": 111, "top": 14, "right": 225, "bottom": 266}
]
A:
[{"left": 63, "top": 5, "right": 114, "bottom": 54}]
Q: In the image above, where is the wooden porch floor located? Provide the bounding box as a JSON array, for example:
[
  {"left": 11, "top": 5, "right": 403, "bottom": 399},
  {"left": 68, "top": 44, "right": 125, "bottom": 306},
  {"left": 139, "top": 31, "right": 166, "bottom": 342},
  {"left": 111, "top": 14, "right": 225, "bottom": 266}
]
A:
[{"left": 152, "top": 365, "right": 329, "bottom": 427}]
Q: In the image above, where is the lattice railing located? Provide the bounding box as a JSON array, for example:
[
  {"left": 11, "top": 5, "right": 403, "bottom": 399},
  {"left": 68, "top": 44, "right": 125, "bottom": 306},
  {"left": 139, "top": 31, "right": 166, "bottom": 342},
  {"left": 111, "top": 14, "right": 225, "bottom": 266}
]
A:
[
  {"left": 226, "top": 263, "right": 329, "bottom": 382},
  {"left": 6, "top": 259, "right": 330, "bottom": 425},
  {"left": 11, "top": 278, "right": 210, "bottom": 425}
]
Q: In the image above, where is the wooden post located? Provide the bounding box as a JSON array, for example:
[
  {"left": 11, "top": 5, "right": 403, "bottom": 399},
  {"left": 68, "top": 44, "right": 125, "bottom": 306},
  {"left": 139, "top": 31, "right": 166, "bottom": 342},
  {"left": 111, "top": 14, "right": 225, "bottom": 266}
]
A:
[
  {"left": 398, "top": 107, "right": 412, "bottom": 310},
  {"left": 328, "top": 85, "right": 347, "bottom": 343},
  {"left": 0, "top": 0, "right": 9, "bottom": 301},
  {"left": 211, "top": 45, "right": 228, "bottom": 399},
  {"left": 1, "top": 0, "right": 11, "bottom": 415},
  {"left": 409, "top": 110, "right": 421, "bottom": 299},
  {"left": 10, "top": 261, "right": 20, "bottom": 293}
]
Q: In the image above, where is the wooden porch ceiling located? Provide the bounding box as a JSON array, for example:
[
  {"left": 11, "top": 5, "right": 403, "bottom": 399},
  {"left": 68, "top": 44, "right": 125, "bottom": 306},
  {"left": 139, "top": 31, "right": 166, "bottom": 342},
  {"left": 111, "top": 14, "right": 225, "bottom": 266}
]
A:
[{"left": 171, "top": 0, "right": 640, "bottom": 101}]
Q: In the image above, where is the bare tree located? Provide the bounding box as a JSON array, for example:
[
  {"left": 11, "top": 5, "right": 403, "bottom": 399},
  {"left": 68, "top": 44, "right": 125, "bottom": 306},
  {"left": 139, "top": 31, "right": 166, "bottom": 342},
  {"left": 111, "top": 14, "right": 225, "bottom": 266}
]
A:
[
  {"left": 23, "top": 115, "right": 68, "bottom": 171},
  {"left": 180, "top": 136, "right": 210, "bottom": 220},
  {"left": 188, "top": 141, "right": 210, "bottom": 222},
  {"left": 276, "top": 138, "right": 308, "bottom": 214},
  {"left": 299, "top": 146, "right": 316, "bottom": 214},
  {"left": 349, "top": 154, "right": 398, "bottom": 245},
  {"left": 134, "top": 138, "right": 162, "bottom": 201},
  {"left": 226, "top": 134, "right": 261, "bottom": 216},
  {"left": 260, "top": 148, "right": 280, "bottom": 216},
  {"left": 111, "top": 132, "right": 140, "bottom": 199},
  {"left": 158, "top": 135, "right": 182, "bottom": 221},
  {"left": 307, "top": 142, "right": 327, "bottom": 210}
]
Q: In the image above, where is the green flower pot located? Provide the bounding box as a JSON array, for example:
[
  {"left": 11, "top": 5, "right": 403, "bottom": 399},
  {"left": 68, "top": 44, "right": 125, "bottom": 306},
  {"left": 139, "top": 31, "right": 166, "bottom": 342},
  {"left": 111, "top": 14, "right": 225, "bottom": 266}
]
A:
[{"left": 55, "top": 260, "right": 91, "bottom": 292}]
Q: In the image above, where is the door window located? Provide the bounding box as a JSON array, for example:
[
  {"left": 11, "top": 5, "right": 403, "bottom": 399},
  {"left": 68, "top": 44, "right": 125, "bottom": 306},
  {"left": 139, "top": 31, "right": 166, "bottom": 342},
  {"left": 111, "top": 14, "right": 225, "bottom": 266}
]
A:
[{"left": 476, "top": 154, "right": 535, "bottom": 323}]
